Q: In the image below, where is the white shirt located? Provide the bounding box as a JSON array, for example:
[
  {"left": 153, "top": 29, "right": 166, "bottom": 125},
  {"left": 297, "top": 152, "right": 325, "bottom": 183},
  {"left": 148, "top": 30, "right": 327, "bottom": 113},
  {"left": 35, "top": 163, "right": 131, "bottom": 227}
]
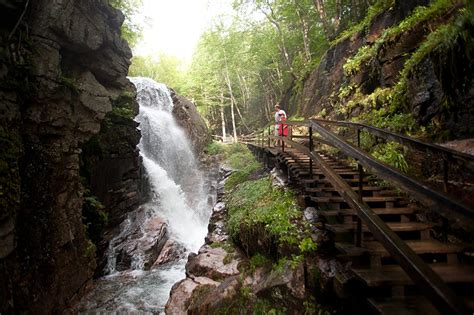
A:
[{"left": 274, "top": 109, "right": 286, "bottom": 124}]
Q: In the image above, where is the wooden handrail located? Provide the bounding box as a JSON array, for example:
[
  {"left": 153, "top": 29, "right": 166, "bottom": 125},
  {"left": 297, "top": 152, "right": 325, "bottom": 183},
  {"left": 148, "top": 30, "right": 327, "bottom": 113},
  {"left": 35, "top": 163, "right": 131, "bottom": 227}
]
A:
[
  {"left": 308, "top": 120, "right": 474, "bottom": 224},
  {"left": 312, "top": 119, "right": 474, "bottom": 164},
  {"left": 265, "top": 134, "right": 470, "bottom": 314}
]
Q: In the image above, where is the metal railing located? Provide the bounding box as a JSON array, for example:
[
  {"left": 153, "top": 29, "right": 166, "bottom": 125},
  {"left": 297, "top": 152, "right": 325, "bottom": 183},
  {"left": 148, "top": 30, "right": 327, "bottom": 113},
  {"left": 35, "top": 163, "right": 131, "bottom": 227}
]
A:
[{"left": 249, "top": 119, "right": 473, "bottom": 315}]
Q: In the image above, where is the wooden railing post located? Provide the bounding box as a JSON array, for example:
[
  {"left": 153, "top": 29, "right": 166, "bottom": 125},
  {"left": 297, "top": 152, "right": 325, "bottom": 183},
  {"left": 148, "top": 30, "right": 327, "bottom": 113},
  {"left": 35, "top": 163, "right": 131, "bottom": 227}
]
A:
[
  {"left": 356, "top": 128, "right": 363, "bottom": 247},
  {"left": 309, "top": 126, "right": 313, "bottom": 178},
  {"left": 442, "top": 157, "right": 449, "bottom": 242},
  {"left": 268, "top": 126, "right": 271, "bottom": 148}
]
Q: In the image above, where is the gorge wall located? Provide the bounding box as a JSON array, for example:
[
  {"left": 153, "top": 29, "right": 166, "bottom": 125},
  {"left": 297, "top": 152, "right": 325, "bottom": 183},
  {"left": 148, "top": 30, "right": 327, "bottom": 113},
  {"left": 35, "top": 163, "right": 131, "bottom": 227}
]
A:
[
  {"left": 299, "top": 0, "right": 473, "bottom": 140},
  {"left": 0, "top": 0, "right": 140, "bottom": 312},
  {"left": 171, "top": 88, "right": 211, "bottom": 154}
]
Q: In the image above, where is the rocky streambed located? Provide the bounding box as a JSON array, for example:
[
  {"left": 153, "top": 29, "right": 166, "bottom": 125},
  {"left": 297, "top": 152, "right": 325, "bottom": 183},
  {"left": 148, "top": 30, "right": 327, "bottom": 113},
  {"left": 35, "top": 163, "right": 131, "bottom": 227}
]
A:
[{"left": 165, "top": 166, "right": 317, "bottom": 314}]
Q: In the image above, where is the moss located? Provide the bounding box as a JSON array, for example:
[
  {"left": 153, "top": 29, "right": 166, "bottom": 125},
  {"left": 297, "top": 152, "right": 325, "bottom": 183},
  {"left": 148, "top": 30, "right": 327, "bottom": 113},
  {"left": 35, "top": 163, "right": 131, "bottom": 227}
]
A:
[
  {"left": 82, "top": 187, "right": 108, "bottom": 249},
  {"left": 84, "top": 239, "right": 97, "bottom": 259},
  {"left": 223, "top": 253, "right": 234, "bottom": 265},
  {"left": 332, "top": 0, "right": 396, "bottom": 46},
  {"left": 343, "top": 0, "right": 460, "bottom": 76},
  {"left": 392, "top": 6, "right": 473, "bottom": 110},
  {"left": 60, "top": 76, "right": 79, "bottom": 93},
  {"left": 188, "top": 284, "right": 215, "bottom": 310}
]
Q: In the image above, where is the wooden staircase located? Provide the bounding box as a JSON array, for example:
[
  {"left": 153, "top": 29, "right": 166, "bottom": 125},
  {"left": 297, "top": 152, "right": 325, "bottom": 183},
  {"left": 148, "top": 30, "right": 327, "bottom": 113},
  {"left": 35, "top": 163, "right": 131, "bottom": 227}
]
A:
[{"left": 276, "top": 148, "right": 474, "bottom": 314}]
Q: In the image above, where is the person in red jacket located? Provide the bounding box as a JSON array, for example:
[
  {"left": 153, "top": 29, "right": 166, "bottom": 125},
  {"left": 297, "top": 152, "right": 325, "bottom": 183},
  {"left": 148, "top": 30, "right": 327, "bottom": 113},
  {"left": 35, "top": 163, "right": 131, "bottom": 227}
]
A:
[{"left": 274, "top": 104, "right": 287, "bottom": 145}]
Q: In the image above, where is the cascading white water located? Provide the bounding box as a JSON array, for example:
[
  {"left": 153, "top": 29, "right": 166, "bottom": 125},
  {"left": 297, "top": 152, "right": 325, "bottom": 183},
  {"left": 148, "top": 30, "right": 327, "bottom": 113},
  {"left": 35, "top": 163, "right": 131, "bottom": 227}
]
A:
[
  {"left": 77, "top": 77, "right": 212, "bottom": 314},
  {"left": 134, "top": 77, "right": 210, "bottom": 251}
]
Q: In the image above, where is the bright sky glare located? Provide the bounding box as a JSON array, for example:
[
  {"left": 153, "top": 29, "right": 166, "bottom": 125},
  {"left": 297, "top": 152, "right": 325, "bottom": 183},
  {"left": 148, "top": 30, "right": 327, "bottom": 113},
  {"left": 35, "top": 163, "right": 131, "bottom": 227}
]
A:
[{"left": 134, "top": 0, "right": 234, "bottom": 62}]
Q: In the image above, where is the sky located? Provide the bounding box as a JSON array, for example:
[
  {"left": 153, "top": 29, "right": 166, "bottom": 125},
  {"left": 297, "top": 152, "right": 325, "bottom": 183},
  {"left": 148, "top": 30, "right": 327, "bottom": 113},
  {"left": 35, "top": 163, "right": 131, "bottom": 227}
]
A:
[{"left": 134, "top": 0, "right": 235, "bottom": 62}]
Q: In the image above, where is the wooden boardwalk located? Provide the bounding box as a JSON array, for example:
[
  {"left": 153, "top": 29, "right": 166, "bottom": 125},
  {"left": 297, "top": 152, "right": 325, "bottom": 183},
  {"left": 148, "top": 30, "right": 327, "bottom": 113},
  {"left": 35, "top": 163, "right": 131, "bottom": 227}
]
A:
[{"left": 249, "top": 142, "right": 474, "bottom": 315}]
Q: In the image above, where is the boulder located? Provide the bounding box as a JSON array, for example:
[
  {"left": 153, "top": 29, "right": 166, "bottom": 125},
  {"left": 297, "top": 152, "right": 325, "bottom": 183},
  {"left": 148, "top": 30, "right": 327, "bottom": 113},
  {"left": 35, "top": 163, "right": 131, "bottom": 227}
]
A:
[
  {"left": 186, "top": 246, "right": 241, "bottom": 281},
  {"left": 152, "top": 239, "right": 187, "bottom": 267},
  {"left": 170, "top": 89, "right": 210, "bottom": 154},
  {"left": 165, "top": 278, "right": 199, "bottom": 315},
  {"left": 253, "top": 262, "right": 306, "bottom": 301},
  {"left": 115, "top": 217, "right": 168, "bottom": 271}
]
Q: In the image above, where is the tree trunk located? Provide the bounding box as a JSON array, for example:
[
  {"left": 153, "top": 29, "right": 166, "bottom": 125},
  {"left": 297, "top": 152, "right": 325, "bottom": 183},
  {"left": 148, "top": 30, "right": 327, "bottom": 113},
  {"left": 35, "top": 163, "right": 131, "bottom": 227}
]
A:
[
  {"left": 313, "top": 0, "right": 333, "bottom": 40},
  {"left": 223, "top": 67, "right": 238, "bottom": 142},
  {"left": 257, "top": 0, "right": 298, "bottom": 80},
  {"left": 220, "top": 90, "right": 227, "bottom": 140},
  {"left": 294, "top": 0, "right": 312, "bottom": 63}
]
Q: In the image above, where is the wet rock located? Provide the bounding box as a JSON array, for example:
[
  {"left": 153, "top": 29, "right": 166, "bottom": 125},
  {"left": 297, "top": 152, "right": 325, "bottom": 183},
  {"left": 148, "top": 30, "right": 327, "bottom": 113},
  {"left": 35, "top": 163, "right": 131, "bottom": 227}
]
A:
[
  {"left": 205, "top": 200, "right": 229, "bottom": 244},
  {"left": 170, "top": 89, "right": 210, "bottom": 153},
  {"left": 253, "top": 262, "right": 306, "bottom": 301},
  {"left": 303, "top": 207, "right": 318, "bottom": 223},
  {"left": 152, "top": 239, "right": 187, "bottom": 267},
  {"left": 219, "top": 165, "right": 233, "bottom": 179},
  {"left": 165, "top": 278, "right": 199, "bottom": 314},
  {"left": 271, "top": 167, "right": 288, "bottom": 188},
  {"left": 115, "top": 218, "right": 168, "bottom": 271},
  {"left": 188, "top": 276, "right": 242, "bottom": 314},
  {"left": 186, "top": 246, "right": 241, "bottom": 281}
]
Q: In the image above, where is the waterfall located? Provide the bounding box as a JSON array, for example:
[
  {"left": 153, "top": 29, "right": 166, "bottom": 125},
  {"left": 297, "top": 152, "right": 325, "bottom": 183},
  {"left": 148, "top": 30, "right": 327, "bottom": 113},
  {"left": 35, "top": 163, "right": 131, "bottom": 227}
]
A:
[
  {"left": 133, "top": 77, "right": 210, "bottom": 251},
  {"left": 77, "top": 77, "right": 212, "bottom": 314}
]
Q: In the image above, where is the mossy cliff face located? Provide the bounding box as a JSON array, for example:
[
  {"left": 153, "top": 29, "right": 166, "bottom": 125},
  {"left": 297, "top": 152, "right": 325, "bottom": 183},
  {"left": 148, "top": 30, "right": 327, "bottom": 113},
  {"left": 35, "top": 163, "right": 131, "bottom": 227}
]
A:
[
  {"left": 301, "top": 0, "right": 473, "bottom": 139},
  {"left": 0, "top": 0, "right": 137, "bottom": 313}
]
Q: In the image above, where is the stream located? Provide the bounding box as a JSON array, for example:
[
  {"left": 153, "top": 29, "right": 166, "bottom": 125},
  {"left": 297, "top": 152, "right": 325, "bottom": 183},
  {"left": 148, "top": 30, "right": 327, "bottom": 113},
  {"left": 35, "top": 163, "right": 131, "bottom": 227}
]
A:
[{"left": 76, "top": 77, "right": 214, "bottom": 314}]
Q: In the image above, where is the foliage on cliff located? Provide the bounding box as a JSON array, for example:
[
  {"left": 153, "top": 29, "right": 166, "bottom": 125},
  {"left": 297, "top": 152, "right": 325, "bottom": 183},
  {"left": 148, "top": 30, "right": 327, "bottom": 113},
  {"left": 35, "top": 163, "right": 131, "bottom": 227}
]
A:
[
  {"left": 108, "top": 0, "right": 143, "bottom": 47},
  {"left": 223, "top": 144, "right": 316, "bottom": 258},
  {"left": 331, "top": 0, "right": 472, "bottom": 139}
]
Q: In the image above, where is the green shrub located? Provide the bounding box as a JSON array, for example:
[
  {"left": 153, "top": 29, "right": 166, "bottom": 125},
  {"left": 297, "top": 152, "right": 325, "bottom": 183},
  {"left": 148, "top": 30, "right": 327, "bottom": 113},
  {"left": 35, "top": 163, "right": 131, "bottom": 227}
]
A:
[
  {"left": 372, "top": 142, "right": 409, "bottom": 172},
  {"left": 205, "top": 141, "right": 225, "bottom": 155},
  {"left": 223, "top": 143, "right": 263, "bottom": 190},
  {"left": 226, "top": 177, "right": 301, "bottom": 247}
]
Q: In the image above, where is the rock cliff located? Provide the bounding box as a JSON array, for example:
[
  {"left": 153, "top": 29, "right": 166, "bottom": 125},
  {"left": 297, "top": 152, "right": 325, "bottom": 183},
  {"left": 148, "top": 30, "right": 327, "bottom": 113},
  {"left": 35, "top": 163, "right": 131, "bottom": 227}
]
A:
[
  {"left": 300, "top": 0, "right": 473, "bottom": 139},
  {"left": 0, "top": 0, "right": 138, "bottom": 312},
  {"left": 171, "top": 88, "right": 211, "bottom": 154}
]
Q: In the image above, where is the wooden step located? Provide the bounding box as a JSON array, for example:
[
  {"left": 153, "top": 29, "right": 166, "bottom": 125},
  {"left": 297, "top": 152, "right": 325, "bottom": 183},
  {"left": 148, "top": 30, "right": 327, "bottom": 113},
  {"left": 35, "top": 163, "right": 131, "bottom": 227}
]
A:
[
  {"left": 292, "top": 168, "right": 357, "bottom": 174},
  {"left": 309, "top": 196, "right": 402, "bottom": 204},
  {"left": 367, "top": 297, "right": 440, "bottom": 315},
  {"left": 301, "top": 178, "right": 370, "bottom": 184},
  {"left": 326, "top": 222, "right": 433, "bottom": 234},
  {"left": 318, "top": 207, "right": 416, "bottom": 217},
  {"left": 363, "top": 240, "right": 468, "bottom": 258},
  {"left": 287, "top": 163, "right": 355, "bottom": 171},
  {"left": 353, "top": 263, "right": 474, "bottom": 287},
  {"left": 305, "top": 186, "right": 384, "bottom": 193}
]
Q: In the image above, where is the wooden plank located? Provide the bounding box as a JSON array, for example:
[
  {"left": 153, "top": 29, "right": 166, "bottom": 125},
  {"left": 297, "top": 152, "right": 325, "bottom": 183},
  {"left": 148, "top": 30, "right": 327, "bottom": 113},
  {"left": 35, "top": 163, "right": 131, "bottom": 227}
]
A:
[
  {"left": 318, "top": 207, "right": 416, "bottom": 217},
  {"left": 326, "top": 222, "right": 433, "bottom": 234},
  {"left": 305, "top": 186, "right": 384, "bottom": 193},
  {"left": 363, "top": 240, "right": 468, "bottom": 257},
  {"left": 309, "top": 196, "right": 402, "bottom": 203},
  {"left": 367, "top": 297, "right": 440, "bottom": 315},
  {"left": 353, "top": 264, "right": 474, "bottom": 287}
]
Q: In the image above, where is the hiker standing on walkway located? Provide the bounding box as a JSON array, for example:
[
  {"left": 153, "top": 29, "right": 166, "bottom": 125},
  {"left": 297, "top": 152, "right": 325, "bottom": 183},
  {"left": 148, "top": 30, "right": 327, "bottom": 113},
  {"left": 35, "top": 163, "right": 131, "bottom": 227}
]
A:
[{"left": 274, "top": 104, "right": 287, "bottom": 145}]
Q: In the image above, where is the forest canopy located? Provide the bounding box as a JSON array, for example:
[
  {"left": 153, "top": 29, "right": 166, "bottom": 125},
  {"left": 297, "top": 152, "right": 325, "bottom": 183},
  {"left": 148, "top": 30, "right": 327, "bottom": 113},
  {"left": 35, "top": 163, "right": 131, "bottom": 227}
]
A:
[
  {"left": 125, "top": 0, "right": 471, "bottom": 144},
  {"left": 129, "top": 0, "right": 380, "bottom": 137}
]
